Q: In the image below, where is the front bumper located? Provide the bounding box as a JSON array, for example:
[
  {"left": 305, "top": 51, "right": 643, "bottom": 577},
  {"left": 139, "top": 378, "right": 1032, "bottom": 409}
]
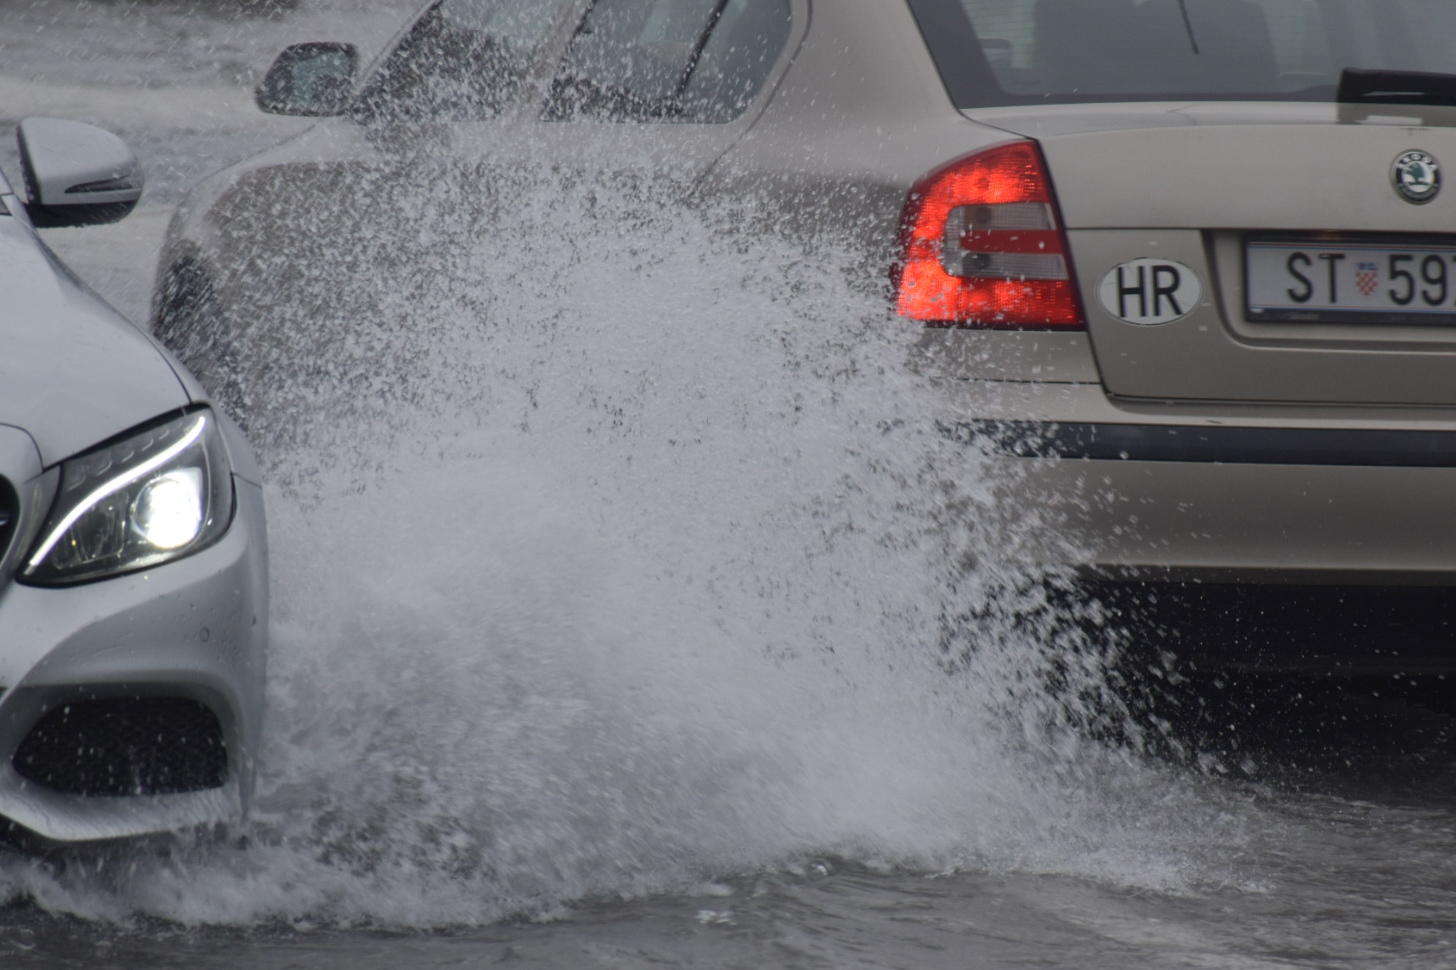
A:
[{"left": 0, "top": 476, "right": 267, "bottom": 843}]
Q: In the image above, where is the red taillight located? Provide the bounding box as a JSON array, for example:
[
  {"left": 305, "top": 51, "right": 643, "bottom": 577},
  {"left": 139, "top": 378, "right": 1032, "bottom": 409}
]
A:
[{"left": 894, "top": 141, "right": 1084, "bottom": 328}]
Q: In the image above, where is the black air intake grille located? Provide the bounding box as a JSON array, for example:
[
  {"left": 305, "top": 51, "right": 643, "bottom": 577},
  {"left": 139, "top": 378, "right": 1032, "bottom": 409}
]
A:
[{"left": 13, "top": 698, "right": 227, "bottom": 796}]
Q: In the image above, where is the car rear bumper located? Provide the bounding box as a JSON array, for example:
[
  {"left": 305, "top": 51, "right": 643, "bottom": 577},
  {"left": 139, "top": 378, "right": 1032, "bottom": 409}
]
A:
[
  {"left": 940, "top": 377, "right": 1456, "bottom": 583},
  {"left": 937, "top": 377, "right": 1456, "bottom": 672},
  {"left": 0, "top": 478, "right": 267, "bottom": 844}
]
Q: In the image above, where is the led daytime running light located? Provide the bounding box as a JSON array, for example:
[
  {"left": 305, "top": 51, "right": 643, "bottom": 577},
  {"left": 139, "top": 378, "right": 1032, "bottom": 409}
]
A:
[{"left": 28, "top": 414, "right": 208, "bottom": 569}]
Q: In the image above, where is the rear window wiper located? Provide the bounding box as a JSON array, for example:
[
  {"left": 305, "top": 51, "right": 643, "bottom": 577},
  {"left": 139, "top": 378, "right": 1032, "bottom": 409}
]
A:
[{"left": 1338, "top": 68, "right": 1456, "bottom": 108}]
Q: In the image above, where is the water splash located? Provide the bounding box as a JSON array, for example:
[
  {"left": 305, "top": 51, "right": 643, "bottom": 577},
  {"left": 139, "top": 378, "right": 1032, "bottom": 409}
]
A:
[{"left": 2, "top": 161, "right": 1248, "bottom": 927}]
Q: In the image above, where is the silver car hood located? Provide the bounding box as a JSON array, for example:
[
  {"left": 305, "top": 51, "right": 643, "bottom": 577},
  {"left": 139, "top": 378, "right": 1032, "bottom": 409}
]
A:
[{"left": 0, "top": 216, "right": 190, "bottom": 467}]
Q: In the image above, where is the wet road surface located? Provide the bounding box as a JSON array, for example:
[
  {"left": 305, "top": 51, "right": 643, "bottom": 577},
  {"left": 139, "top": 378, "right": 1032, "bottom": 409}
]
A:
[{"left": 4, "top": 3, "right": 1456, "bottom": 968}]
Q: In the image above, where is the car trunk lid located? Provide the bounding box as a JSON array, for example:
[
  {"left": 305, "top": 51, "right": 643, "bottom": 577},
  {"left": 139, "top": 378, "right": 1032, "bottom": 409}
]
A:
[{"left": 968, "top": 102, "right": 1456, "bottom": 406}]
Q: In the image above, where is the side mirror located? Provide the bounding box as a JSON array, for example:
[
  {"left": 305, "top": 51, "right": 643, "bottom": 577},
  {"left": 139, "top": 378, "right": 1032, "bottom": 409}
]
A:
[
  {"left": 17, "top": 118, "right": 144, "bottom": 228},
  {"left": 256, "top": 42, "right": 359, "bottom": 117}
]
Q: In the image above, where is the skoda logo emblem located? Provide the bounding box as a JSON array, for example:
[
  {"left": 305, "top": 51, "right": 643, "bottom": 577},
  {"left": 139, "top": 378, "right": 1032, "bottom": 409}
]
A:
[{"left": 1393, "top": 150, "right": 1441, "bottom": 205}]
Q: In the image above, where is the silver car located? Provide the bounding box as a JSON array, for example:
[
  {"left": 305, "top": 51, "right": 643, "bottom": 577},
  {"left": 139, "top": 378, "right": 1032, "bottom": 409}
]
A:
[
  {"left": 1, "top": 119, "right": 267, "bottom": 844},
  {"left": 155, "top": 0, "right": 1456, "bottom": 673}
]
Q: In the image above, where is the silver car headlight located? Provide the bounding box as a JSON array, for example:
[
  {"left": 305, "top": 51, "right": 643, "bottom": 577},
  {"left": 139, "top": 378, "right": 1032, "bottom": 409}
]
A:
[{"left": 22, "top": 410, "right": 234, "bottom": 586}]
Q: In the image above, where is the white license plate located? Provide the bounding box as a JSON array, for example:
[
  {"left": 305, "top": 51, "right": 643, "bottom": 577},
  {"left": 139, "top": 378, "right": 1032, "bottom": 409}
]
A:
[{"left": 1246, "top": 237, "right": 1456, "bottom": 325}]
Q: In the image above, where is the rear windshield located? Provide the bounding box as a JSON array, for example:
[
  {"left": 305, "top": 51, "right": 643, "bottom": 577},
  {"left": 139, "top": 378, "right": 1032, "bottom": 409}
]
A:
[{"left": 908, "top": 0, "right": 1456, "bottom": 107}]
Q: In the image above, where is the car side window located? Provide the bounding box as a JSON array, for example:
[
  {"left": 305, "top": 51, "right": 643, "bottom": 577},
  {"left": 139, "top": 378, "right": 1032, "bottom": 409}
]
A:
[
  {"left": 545, "top": 0, "right": 791, "bottom": 122},
  {"left": 359, "top": 0, "right": 563, "bottom": 122},
  {"left": 680, "top": 0, "right": 792, "bottom": 121}
]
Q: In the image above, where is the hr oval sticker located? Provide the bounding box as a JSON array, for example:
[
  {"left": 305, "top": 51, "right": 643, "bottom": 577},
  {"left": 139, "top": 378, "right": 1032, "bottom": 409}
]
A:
[{"left": 1097, "top": 258, "right": 1203, "bottom": 326}]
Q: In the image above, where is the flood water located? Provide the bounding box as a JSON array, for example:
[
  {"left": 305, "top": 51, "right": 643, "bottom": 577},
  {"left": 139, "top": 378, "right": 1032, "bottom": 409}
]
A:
[{"left": 4, "top": 2, "right": 1456, "bottom": 968}]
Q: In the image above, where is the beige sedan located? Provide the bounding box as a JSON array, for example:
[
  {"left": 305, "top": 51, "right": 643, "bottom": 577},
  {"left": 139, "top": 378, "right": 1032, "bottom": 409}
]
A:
[{"left": 153, "top": 0, "right": 1456, "bottom": 673}]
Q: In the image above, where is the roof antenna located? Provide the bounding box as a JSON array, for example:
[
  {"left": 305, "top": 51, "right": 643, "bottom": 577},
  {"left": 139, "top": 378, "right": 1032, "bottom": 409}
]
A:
[{"left": 1178, "top": 0, "right": 1201, "bottom": 54}]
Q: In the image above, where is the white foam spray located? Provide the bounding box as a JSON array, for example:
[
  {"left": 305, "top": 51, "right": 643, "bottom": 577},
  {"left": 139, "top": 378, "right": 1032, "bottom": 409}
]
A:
[{"left": 1, "top": 159, "right": 1254, "bottom": 927}]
